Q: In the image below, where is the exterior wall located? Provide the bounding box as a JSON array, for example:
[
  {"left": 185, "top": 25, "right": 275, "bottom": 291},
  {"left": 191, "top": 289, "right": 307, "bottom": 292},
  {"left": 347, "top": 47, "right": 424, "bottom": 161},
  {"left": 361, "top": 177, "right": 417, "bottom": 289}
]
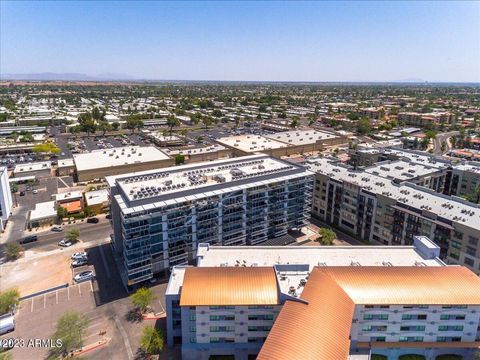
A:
[
  {"left": 114, "top": 176, "right": 313, "bottom": 287},
  {"left": 311, "top": 171, "right": 480, "bottom": 270},
  {"left": 0, "top": 168, "right": 13, "bottom": 230},
  {"left": 169, "top": 304, "right": 281, "bottom": 360},
  {"left": 76, "top": 158, "right": 175, "bottom": 181}
]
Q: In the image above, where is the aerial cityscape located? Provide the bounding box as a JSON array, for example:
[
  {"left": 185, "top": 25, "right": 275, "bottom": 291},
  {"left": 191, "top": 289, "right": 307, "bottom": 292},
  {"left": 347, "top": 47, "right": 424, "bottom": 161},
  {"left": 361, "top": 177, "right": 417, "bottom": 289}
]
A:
[{"left": 0, "top": 1, "right": 479, "bottom": 360}]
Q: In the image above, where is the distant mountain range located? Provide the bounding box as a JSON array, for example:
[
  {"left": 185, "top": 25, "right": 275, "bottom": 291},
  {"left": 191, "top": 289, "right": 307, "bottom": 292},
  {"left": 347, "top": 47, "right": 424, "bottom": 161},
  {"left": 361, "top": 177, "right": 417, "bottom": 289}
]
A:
[{"left": 1, "top": 72, "right": 135, "bottom": 81}]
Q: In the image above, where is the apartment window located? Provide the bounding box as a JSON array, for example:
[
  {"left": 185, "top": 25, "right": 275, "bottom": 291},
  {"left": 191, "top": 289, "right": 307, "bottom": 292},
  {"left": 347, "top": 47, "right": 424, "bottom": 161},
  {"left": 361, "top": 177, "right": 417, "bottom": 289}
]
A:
[
  {"left": 248, "top": 314, "right": 274, "bottom": 321},
  {"left": 370, "top": 337, "right": 386, "bottom": 342},
  {"left": 402, "top": 314, "right": 427, "bottom": 320},
  {"left": 469, "top": 236, "right": 479, "bottom": 246},
  {"left": 190, "top": 325, "right": 196, "bottom": 333},
  {"left": 464, "top": 257, "right": 475, "bottom": 267},
  {"left": 399, "top": 336, "right": 423, "bottom": 342},
  {"left": 436, "top": 337, "right": 447, "bottom": 342},
  {"left": 248, "top": 337, "right": 266, "bottom": 343},
  {"left": 190, "top": 337, "right": 196, "bottom": 344},
  {"left": 210, "top": 326, "right": 235, "bottom": 332},
  {"left": 362, "top": 325, "right": 372, "bottom": 331},
  {"left": 442, "top": 305, "right": 467, "bottom": 309},
  {"left": 364, "top": 314, "right": 388, "bottom": 320},
  {"left": 438, "top": 325, "right": 464, "bottom": 331},
  {"left": 190, "top": 314, "right": 196, "bottom": 321},
  {"left": 248, "top": 326, "right": 272, "bottom": 332},
  {"left": 210, "top": 315, "right": 235, "bottom": 321},
  {"left": 209, "top": 306, "right": 235, "bottom": 310},
  {"left": 400, "top": 325, "right": 426, "bottom": 331},
  {"left": 467, "top": 246, "right": 477, "bottom": 257},
  {"left": 248, "top": 306, "right": 274, "bottom": 310},
  {"left": 440, "top": 314, "right": 465, "bottom": 320}
]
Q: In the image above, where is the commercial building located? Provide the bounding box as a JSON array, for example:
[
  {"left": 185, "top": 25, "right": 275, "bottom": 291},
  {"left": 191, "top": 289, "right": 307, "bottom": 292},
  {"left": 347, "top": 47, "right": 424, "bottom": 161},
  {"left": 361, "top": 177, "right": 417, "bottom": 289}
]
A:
[
  {"left": 148, "top": 133, "right": 184, "bottom": 147},
  {"left": 308, "top": 156, "right": 480, "bottom": 272},
  {"left": 28, "top": 200, "right": 56, "bottom": 228},
  {"left": 0, "top": 167, "right": 13, "bottom": 230},
  {"left": 166, "top": 237, "right": 480, "bottom": 360},
  {"left": 163, "top": 144, "right": 232, "bottom": 164},
  {"left": 398, "top": 111, "right": 456, "bottom": 127},
  {"left": 73, "top": 146, "right": 174, "bottom": 181},
  {"left": 216, "top": 130, "right": 346, "bottom": 158},
  {"left": 84, "top": 189, "right": 109, "bottom": 214},
  {"left": 54, "top": 191, "right": 84, "bottom": 214},
  {"left": 107, "top": 154, "right": 313, "bottom": 287},
  {"left": 13, "top": 161, "right": 51, "bottom": 178}
]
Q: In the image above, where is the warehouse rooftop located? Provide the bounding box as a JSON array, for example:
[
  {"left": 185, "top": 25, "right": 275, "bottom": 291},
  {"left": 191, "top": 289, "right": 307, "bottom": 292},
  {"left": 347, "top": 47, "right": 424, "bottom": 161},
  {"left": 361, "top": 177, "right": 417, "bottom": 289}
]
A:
[
  {"left": 216, "top": 134, "right": 290, "bottom": 152},
  {"left": 73, "top": 146, "right": 170, "bottom": 172},
  {"left": 264, "top": 129, "right": 338, "bottom": 146}
]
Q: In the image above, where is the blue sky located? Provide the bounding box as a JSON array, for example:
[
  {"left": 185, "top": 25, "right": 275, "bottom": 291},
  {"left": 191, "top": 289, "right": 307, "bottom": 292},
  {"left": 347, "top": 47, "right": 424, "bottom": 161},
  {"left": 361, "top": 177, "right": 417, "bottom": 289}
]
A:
[{"left": 1, "top": 1, "right": 479, "bottom": 82}]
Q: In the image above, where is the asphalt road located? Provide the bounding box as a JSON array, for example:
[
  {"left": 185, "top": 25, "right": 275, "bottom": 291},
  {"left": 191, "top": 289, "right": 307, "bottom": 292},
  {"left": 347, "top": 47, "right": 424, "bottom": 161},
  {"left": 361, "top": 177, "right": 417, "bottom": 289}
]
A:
[
  {"left": 21, "top": 221, "right": 112, "bottom": 251},
  {"left": 433, "top": 131, "right": 459, "bottom": 156}
]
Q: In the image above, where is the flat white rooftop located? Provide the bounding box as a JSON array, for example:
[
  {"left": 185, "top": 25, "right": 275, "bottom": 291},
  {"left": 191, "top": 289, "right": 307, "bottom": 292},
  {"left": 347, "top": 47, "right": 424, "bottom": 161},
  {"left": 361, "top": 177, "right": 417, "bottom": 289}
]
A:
[
  {"left": 163, "top": 144, "right": 228, "bottom": 156},
  {"left": 196, "top": 244, "right": 443, "bottom": 270},
  {"left": 73, "top": 146, "right": 170, "bottom": 172},
  {"left": 85, "top": 189, "right": 109, "bottom": 206},
  {"left": 307, "top": 157, "right": 480, "bottom": 230},
  {"left": 57, "top": 158, "right": 75, "bottom": 168},
  {"left": 216, "top": 134, "right": 290, "bottom": 153},
  {"left": 14, "top": 161, "right": 51, "bottom": 174},
  {"left": 264, "top": 130, "right": 338, "bottom": 146},
  {"left": 115, "top": 154, "right": 308, "bottom": 203},
  {"left": 54, "top": 191, "right": 82, "bottom": 201},
  {"left": 29, "top": 200, "right": 56, "bottom": 221},
  {"left": 365, "top": 159, "right": 444, "bottom": 181}
]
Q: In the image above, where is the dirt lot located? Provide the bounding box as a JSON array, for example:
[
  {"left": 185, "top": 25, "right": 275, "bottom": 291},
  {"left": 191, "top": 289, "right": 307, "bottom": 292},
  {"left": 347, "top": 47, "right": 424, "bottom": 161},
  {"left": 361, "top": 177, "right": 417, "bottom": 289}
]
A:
[{"left": 0, "top": 250, "right": 75, "bottom": 296}]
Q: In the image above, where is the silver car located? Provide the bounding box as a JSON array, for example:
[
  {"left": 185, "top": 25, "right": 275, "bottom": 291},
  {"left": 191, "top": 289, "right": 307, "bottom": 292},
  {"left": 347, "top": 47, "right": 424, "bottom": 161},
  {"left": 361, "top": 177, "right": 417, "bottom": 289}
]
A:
[{"left": 74, "top": 270, "right": 94, "bottom": 283}]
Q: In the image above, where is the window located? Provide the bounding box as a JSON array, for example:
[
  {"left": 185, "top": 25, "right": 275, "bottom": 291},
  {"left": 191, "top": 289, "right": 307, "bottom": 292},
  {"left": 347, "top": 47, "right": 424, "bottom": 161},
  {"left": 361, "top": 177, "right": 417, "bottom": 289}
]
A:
[
  {"left": 190, "top": 325, "right": 196, "bottom": 333},
  {"left": 209, "top": 306, "right": 235, "bottom": 310},
  {"left": 469, "top": 236, "right": 479, "bottom": 246},
  {"left": 370, "top": 336, "right": 386, "bottom": 342},
  {"left": 210, "top": 326, "right": 235, "bottom": 332},
  {"left": 402, "top": 314, "right": 427, "bottom": 320},
  {"left": 190, "top": 314, "right": 196, "bottom": 321},
  {"left": 364, "top": 314, "right": 388, "bottom": 320},
  {"left": 190, "top": 337, "right": 196, "bottom": 343},
  {"left": 248, "top": 314, "right": 274, "bottom": 321},
  {"left": 438, "top": 325, "right": 464, "bottom": 331},
  {"left": 210, "top": 315, "right": 235, "bottom": 321},
  {"left": 400, "top": 336, "right": 423, "bottom": 342},
  {"left": 400, "top": 325, "right": 426, "bottom": 331},
  {"left": 464, "top": 257, "right": 475, "bottom": 267},
  {"left": 440, "top": 314, "right": 465, "bottom": 320}
]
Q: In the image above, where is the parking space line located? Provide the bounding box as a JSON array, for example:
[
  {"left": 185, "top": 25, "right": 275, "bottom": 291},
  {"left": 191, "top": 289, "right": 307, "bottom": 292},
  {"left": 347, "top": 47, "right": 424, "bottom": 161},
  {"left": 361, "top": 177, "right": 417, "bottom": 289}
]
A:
[
  {"left": 56, "top": 290, "right": 59, "bottom": 304},
  {"left": 67, "top": 286, "right": 70, "bottom": 300},
  {"left": 30, "top": 298, "right": 34, "bottom": 312},
  {"left": 90, "top": 281, "right": 93, "bottom": 292},
  {"left": 78, "top": 284, "right": 82, "bottom": 296},
  {"left": 158, "top": 300, "right": 165, "bottom": 313}
]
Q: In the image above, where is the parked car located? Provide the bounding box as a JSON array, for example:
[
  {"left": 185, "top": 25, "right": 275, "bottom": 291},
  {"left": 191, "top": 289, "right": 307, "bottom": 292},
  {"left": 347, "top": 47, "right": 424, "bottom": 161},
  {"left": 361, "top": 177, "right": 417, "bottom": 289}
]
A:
[
  {"left": 71, "top": 258, "right": 88, "bottom": 268},
  {"left": 86, "top": 217, "right": 99, "bottom": 224},
  {"left": 71, "top": 252, "right": 88, "bottom": 260},
  {"left": 74, "top": 270, "right": 94, "bottom": 283},
  {"left": 51, "top": 225, "right": 63, "bottom": 232},
  {"left": 0, "top": 314, "right": 15, "bottom": 335},
  {"left": 58, "top": 239, "right": 72, "bottom": 247},
  {"left": 19, "top": 235, "right": 37, "bottom": 244}
]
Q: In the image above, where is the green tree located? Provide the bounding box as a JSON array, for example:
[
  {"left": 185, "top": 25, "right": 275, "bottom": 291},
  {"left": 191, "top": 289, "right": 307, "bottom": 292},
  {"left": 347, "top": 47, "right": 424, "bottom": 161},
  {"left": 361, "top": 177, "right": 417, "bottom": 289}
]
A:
[
  {"left": 356, "top": 117, "right": 372, "bottom": 135},
  {"left": 98, "top": 121, "right": 112, "bottom": 136},
  {"left": 10, "top": 182, "right": 18, "bottom": 194},
  {"left": 140, "top": 326, "right": 165, "bottom": 356},
  {"left": 317, "top": 227, "right": 336, "bottom": 246},
  {"left": 290, "top": 119, "right": 299, "bottom": 128},
  {"left": 57, "top": 206, "right": 68, "bottom": 219},
  {"left": 4, "top": 242, "right": 23, "bottom": 261},
  {"left": 166, "top": 115, "right": 180, "bottom": 137},
  {"left": 32, "top": 142, "right": 61, "bottom": 156},
  {"left": 175, "top": 154, "right": 185, "bottom": 165},
  {"left": 424, "top": 130, "right": 438, "bottom": 140},
  {"left": 202, "top": 116, "right": 213, "bottom": 130},
  {"left": 0, "top": 289, "right": 20, "bottom": 314},
  {"left": 112, "top": 122, "right": 120, "bottom": 131},
  {"left": 131, "top": 287, "right": 157, "bottom": 313},
  {"left": 440, "top": 141, "right": 447, "bottom": 152},
  {"left": 49, "top": 311, "right": 89, "bottom": 358},
  {"left": 65, "top": 228, "right": 80, "bottom": 243},
  {"left": 212, "top": 109, "right": 223, "bottom": 118},
  {"left": 83, "top": 206, "right": 95, "bottom": 217}
]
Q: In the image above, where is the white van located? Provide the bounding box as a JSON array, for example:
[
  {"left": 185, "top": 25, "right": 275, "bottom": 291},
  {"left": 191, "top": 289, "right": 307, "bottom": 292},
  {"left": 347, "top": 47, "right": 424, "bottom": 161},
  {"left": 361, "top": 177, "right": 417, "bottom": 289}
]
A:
[{"left": 0, "top": 314, "right": 15, "bottom": 335}]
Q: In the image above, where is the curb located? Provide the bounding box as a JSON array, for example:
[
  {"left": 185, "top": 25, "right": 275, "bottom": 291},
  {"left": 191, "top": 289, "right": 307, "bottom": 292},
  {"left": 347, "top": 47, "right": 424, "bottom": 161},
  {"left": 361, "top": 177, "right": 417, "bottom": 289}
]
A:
[
  {"left": 72, "top": 338, "right": 109, "bottom": 357},
  {"left": 143, "top": 312, "right": 166, "bottom": 320}
]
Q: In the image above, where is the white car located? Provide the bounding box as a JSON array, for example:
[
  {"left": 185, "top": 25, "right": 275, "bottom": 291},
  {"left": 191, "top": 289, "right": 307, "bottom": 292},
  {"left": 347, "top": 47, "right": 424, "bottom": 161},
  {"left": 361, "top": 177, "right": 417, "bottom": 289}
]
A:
[
  {"left": 74, "top": 270, "right": 94, "bottom": 283},
  {"left": 51, "top": 225, "right": 63, "bottom": 232},
  {"left": 58, "top": 239, "right": 72, "bottom": 247},
  {"left": 71, "top": 252, "right": 87, "bottom": 260},
  {"left": 71, "top": 258, "right": 88, "bottom": 268}
]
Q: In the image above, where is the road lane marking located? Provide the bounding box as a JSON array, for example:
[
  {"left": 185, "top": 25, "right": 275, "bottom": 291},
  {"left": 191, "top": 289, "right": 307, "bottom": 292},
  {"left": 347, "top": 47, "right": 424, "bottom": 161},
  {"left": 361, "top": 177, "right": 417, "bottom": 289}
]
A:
[{"left": 113, "top": 315, "right": 133, "bottom": 360}]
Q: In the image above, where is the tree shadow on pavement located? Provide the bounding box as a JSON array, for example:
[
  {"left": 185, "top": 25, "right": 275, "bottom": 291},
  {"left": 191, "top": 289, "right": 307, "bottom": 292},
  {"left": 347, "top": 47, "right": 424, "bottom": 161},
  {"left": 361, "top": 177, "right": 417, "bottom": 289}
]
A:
[{"left": 125, "top": 307, "right": 143, "bottom": 323}]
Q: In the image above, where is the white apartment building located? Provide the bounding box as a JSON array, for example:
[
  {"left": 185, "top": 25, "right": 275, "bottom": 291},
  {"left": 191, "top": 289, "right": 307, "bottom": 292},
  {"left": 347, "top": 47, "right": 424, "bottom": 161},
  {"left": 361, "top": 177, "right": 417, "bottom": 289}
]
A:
[
  {"left": 0, "top": 167, "right": 13, "bottom": 230},
  {"left": 166, "top": 237, "right": 480, "bottom": 360}
]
